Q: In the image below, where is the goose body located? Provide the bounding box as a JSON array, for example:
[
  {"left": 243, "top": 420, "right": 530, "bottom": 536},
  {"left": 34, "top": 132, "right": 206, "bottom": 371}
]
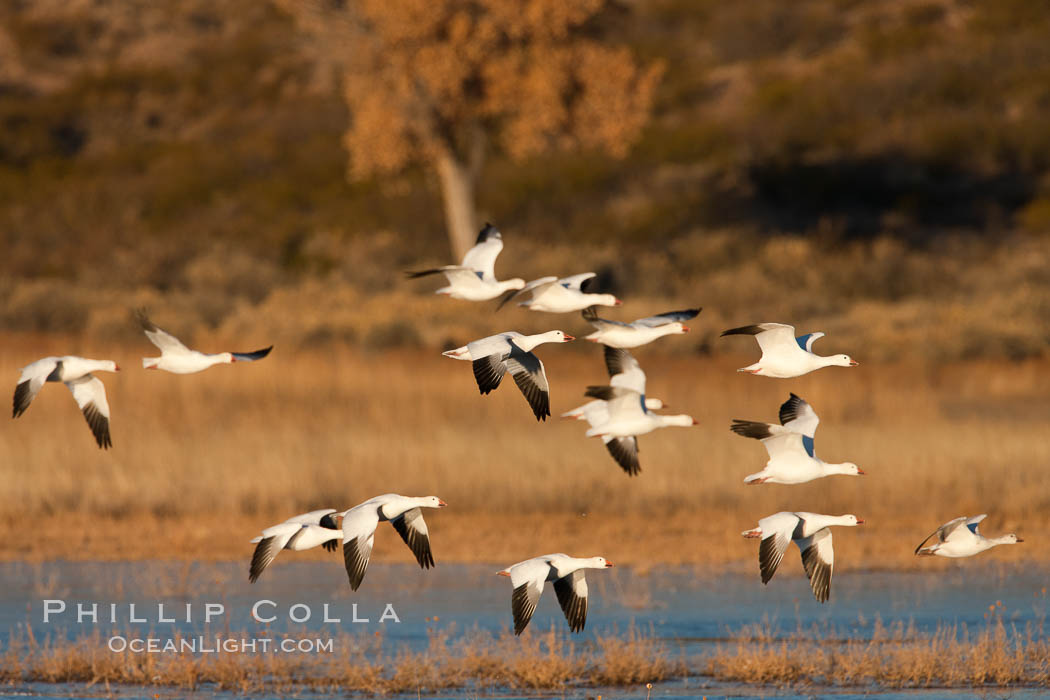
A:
[
  {"left": 406, "top": 224, "right": 525, "bottom": 301},
  {"left": 249, "top": 509, "right": 342, "bottom": 583},
  {"left": 731, "top": 393, "right": 864, "bottom": 484},
  {"left": 721, "top": 323, "right": 857, "bottom": 378},
  {"left": 563, "top": 346, "right": 667, "bottom": 475},
  {"left": 915, "top": 515, "right": 1022, "bottom": 558},
  {"left": 742, "top": 512, "right": 863, "bottom": 603},
  {"left": 340, "top": 493, "right": 447, "bottom": 590},
  {"left": 582, "top": 307, "right": 700, "bottom": 348},
  {"left": 497, "top": 273, "right": 620, "bottom": 313},
  {"left": 137, "top": 310, "right": 272, "bottom": 374},
  {"left": 497, "top": 553, "right": 613, "bottom": 634},
  {"left": 443, "top": 330, "right": 573, "bottom": 420},
  {"left": 13, "top": 355, "right": 119, "bottom": 449}
]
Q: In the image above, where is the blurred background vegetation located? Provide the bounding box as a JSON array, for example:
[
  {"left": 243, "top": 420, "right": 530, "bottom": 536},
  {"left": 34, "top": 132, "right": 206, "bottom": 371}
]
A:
[{"left": 1, "top": 0, "right": 1048, "bottom": 360}]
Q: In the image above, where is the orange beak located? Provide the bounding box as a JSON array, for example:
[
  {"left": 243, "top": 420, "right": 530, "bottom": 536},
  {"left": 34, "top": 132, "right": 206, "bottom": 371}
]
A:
[
  {"left": 497, "top": 570, "right": 510, "bottom": 576},
  {"left": 849, "top": 360, "right": 859, "bottom": 366},
  {"left": 856, "top": 468, "right": 866, "bottom": 475},
  {"left": 604, "top": 561, "right": 614, "bottom": 567},
  {"left": 563, "top": 334, "right": 575, "bottom": 342},
  {"left": 692, "top": 419, "right": 699, "bottom": 425},
  {"left": 114, "top": 364, "right": 121, "bottom": 371},
  {"left": 438, "top": 499, "right": 448, "bottom": 507},
  {"left": 613, "top": 299, "right": 623, "bottom": 306},
  {"left": 856, "top": 519, "right": 866, "bottom": 524},
  {"left": 681, "top": 326, "right": 690, "bottom": 333}
]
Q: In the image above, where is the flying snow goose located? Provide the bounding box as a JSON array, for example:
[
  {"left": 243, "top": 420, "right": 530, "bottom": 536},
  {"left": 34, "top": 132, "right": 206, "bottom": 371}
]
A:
[
  {"left": 563, "top": 346, "right": 671, "bottom": 475},
  {"left": 137, "top": 310, "right": 273, "bottom": 374},
  {"left": 582, "top": 306, "right": 700, "bottom": 348},
  {"left": 497, "top": 553, "right": 613, "bottom": 634},
  {"left": 443, "top": 330, "right": 573, "bottom": 420},
  {"left": 248, "top": 509, "right": 342, "bottom": 583},
  {"left": 405, "top": 223, "right": 526, "bottom": 301},
  {"left": 720, "top": 323, "right": 857, "bottom": 378},
  {"left": 13, "top": 356, "right": 119, "bottom": 449},
  {"left": 730, "top": 393, "right": 864, "bottom": 484},
  {"left": 496, "top": 273, "right": 621, "bottom": 313},
  {"left": 742, "top": 512, "right": 863, "bottom": 603},
  {"left": 341, "top": 494, "right": 447, "bottom": 591},
  {"left": 914, "top": 514, "right": 1023, "bottom": 558}
]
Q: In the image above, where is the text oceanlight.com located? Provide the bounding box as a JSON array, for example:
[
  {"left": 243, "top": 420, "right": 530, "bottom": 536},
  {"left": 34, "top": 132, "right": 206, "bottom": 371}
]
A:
[{"left": 107, "top": 636, "right": 335, "bottom": 654}]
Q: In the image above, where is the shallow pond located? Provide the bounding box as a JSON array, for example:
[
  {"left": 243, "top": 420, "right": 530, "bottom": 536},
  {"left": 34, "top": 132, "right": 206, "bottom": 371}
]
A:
[{"left": 0, "top": 560, "right": 1045, "bottom": 699}]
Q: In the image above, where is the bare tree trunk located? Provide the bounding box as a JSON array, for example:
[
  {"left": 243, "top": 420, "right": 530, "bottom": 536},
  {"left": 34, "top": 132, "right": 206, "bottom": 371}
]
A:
[
  {"left": 435, "top": 151, "right": 478, "bottom": 261},
  {"left": 435, "top": 130, "right": 485, "bottom": 260}
]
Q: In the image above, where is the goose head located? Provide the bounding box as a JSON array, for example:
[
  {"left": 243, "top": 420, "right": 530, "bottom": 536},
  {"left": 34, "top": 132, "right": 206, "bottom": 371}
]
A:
[
  {"left": 589, "top": 556, "right": 614, "bottom": 568},
  {"left": 838, "top": 514, "right": 864, "bottom": 526},
  {"left": 827, "top": 354, "right": 859, "bottom": 367},
  {"left": 420, "top": 496, "right": 448, "bottom": 509},
  {"left": 830, "top": 462, "right": 865, "bottom": 477}
]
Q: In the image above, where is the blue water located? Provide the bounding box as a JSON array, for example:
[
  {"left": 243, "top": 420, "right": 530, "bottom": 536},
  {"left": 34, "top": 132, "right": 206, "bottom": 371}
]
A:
[{"left": 0, "top": 561, "right": 1046, "bottom": 699}]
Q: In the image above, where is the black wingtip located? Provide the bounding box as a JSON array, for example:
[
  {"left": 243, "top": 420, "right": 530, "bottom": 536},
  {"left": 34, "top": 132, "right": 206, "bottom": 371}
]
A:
[
  {"left": 730, "top": 419, "right": 772, "bottom": 440},
  {"left": 476, "top": 222, "right": 500, "bottom": 244},
  {"left": 721, "top": 325, "right": 763, "bottom": 337},
  {"left": 495, "top": 288, "right": 518, "bottom": 311}
]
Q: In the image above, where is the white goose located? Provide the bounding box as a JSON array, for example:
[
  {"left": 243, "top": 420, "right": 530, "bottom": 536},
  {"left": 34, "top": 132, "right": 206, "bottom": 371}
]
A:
[
  {"left": 563, "top": 346, "right": 668, "bottom": 475},
  {"left": 720, "top": 323, "right": 857, "bottom": 378},
  {"left": 915, "top": 515, "right": 1023, "bottom": 558},
  {"left": 341, "top": 494, "right": 447, "bottom": 591},
  {"left": 581, "top": 348, "right": 697, "bottom": 475},
  {"left": 137, "top": 310, "right": 273, "bottom": 374},
  {"left": 497, "top": 273, "right": 620, "bottom": 313},
  {"left": 443, "top": 330, "right": 573, "bottom": 420},
  {"left": 582, "top": 306, "right": 700, "bottom": 348},
  {"left": 497, "top": 553, "right": 613, "bottom": 634},
  {"left": 248, "top": 509, "right": 342, "bottom": 583},
  {"left": 742, "top": 512, "right": 864, "bottom": 603},
  {"left": 731, "top": 393, "right": 864, "bottom": 484},
  {"left": 406, "top": 223, "right": 525, "bottom": 301},
  {"left": 13, "top": 356, "right": 119, "bottom": 449}
]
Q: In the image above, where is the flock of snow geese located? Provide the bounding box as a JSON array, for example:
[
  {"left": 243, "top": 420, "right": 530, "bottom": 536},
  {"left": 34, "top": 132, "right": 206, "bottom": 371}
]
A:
[{"left": 13, "top": 224, "right": 1023, "bottom": 635}]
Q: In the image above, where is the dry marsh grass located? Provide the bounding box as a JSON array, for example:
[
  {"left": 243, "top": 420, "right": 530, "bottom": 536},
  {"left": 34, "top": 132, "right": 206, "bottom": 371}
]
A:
[
  {"left": 708, "top": 613, "right": 1050, "bottom": 688},
  {"left": 1, "top": 624, "right": 683, "bottom": 694},
  {"left": 0, "top": 332, "right": 1047, "bottom": 568}
]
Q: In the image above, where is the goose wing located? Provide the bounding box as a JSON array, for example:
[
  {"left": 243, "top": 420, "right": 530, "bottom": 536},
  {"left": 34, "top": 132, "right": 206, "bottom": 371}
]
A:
[
  {"left": 778, "top": 393, "right": 820, "bottom": 438},
  {"left": 406, "top": 265, "right": 481, "bottom": 283},
  {"left": 581, "top": 305, "right": 628, "bottom": 329},
  {"left": 506, "top": 558, "right": 550, "bottom": 635},
  {"left": 558, "top": 272, "right": 596, "bottom": 291},
  {"left": 389, "top": 507, "right": 435, "bottom": 569},
  {"left": 248, "top": 521, "right": 302, "bottom": 583},
  {"left": 553, "top": 569, "right": 589, "bottom": 632},
  {"left": 799, "top": 528, "right": 835, "bottom": 603},
  {"left": 12, "top": 358, "right": 56, "bottom": 418},
  {"left": 496, "top": 276, "right": 558, "bottom": 310},
  {"left": 756, "top": 512, "right": 799, "bottom": 584},
  {"left": 459, "top": 224, "right": 503, "bottom": 282},
  {"left": 730, "top": 421, "right": 809, "bottom": 459},
  {"left": 632, "top": 308, "right": 701, "bottom": 328},
  {"left": 603, "top": 435, "right": 640, "bottom": 476},
  {"left": 721, "top": 323, "right": 798, "bottom": 356},
  {"left": 795, "top": 332, "right": 825, "bottom": 352},
  {"left": 231, "top": 346, "right": 273, "bottom": 362},
  {"left": 136, "top": 310, "right": 191, "bottom": 354},
  {"left": 341, "top": 506, "right": 381, "bottom": 591},
  {"left": 65, "top": 375, "right": 112, "bottom": 449},
  {"left": 604, "top": 345, "right": 647, "bottom": 395},
  {"left": 506, "top": 344, "right": 550, "bottom": 420},
  {"left": 913, "top": 516, "right": 970, "bottom": 554}
]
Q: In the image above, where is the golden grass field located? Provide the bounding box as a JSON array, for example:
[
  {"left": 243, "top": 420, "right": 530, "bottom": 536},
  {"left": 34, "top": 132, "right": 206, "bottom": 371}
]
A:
[{"left": 1, "top": 327, "right": 1046, "bottom": 572}]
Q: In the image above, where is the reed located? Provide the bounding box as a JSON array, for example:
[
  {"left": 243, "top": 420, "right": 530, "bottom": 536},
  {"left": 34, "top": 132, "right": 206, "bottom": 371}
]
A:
[{"left": 0, "top": 623, "right": 684, "bottom": 693}]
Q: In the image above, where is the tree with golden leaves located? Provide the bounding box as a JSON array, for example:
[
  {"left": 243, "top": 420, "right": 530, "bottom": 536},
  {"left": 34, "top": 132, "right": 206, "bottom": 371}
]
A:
[{"left": 281, "top": 0, "right": 662, "bottom": 258}]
